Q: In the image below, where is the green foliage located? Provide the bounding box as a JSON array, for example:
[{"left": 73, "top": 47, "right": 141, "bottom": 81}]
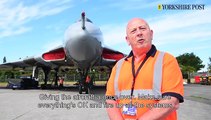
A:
[
  {"left": 208, "top": 57, "right": 211, "bottom": 73},
  {"left": 0, "top": 70, "right": 29, "bottom": 82},
  {"left": 3, "top": 56, "right": 6, "bottom": 63},
  {"left": 0, "top": 71, "right": 4, "bottom": 82},
  {"left": 0, "top": 67, "right": 111, "bottom": 82},
  {"left": 176, "top": 52, "right": 204, "bottom": 72},
  {"left": 176, "top": 52, "right": 204, "bottom": 82},
  {"left": 180, "top": 65, "right": 195, "bottom": 73},
  {"left": 4, "top": 71, "right": 14, "bottom": 78}
]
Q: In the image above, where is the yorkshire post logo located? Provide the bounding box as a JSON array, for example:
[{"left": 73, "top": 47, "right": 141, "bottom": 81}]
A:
[
  {"left": 158, "top": 4, "right": 162, "bottom": 10},
  {"left": 158, "top": 4, "right": 205, "bottom": 11}
]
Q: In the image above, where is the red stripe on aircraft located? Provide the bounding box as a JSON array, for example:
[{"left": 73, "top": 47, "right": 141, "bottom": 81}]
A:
[
  {"left": 42, "top": 48, "right": 65, "bottom": 61},
  {"left": 102, "top": 48, "right": 124, "bottom": 61}
]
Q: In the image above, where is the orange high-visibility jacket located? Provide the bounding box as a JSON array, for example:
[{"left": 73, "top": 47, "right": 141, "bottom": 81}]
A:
[{"left": 106, "top": 45, "right": 184, "bottom": 120}]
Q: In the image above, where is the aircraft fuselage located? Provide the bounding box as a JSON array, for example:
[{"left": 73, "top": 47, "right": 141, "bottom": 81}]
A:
[{"left": 64, "top": 14, "right": 103, "bottom": 69}]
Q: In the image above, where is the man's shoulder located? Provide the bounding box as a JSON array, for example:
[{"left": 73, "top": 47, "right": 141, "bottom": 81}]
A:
[
  {"left": 157, "top": 51, "right": 175, "bottom": 59},
  {"left": 157, "top": 51, "right": 177, "bottom": 64},
  {"left": 158, "top": 51, "right": 180, "bottom": 68}
]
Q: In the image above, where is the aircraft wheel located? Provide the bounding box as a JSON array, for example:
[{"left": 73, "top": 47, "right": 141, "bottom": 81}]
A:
[
  {"left": 85, "top": 88, "right": 89, "bottom": 94},
  {"left": 79, "top": 86, "right": 82, "bottom": 94}
]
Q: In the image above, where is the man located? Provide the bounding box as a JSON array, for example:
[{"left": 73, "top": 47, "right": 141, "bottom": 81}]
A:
[
  {"left": 106, "top": 18, "right": 184, "bottom": 120},
  {"left": 86, "top": 75, "right": 91, "bottom": 83},
  {"left": 59, "top": 77, "right": 64, "bottom": 88}
]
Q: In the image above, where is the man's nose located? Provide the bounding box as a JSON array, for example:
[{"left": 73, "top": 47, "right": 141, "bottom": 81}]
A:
[{"left": 136, "top": 29, "right": 143, "bottom": 37}]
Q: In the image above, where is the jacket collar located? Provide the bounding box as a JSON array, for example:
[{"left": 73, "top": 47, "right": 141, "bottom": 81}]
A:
[{"left": 125, "top": 45, "right": 157, "bottom": 61}]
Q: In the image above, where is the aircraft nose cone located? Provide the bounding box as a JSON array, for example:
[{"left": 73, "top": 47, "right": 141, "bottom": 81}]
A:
[
  {"left": 74, "top": 39, "right": 90, "bottom": 60},
  {"left": 65, "top": 35, "right": 102, "bottom": 68}
]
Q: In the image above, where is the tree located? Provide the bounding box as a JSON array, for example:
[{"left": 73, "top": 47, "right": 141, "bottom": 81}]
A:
[
  {"left": 208, "top": 57, "right": 211, "bottom": 73},
  {"left": 3, "top": 56, "right": 6, "bottom": 63},
  {"left": 4, "top": 71, "right": 14, "bottom": 79},
  {"left": 176, "top": 53, "right": 204, "bottom": 83}
]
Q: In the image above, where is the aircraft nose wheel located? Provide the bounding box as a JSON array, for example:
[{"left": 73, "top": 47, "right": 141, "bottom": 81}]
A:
[
  {"left": 78, "top": 84, "right": 90, "bottom": 94},
  {"left": 85, "top": 87, "right": 90, "bottom": 94},
  {"left": 79, "top": 85, "right": 83, "bottom": 94}
]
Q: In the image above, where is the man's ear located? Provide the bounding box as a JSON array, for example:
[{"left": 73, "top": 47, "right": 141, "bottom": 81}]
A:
[
  {"left": 150, "top": 30, "right": 153, "bottom": 40},
  {"left": 126, "top": 36, "right": 130, "bottom": 46}
]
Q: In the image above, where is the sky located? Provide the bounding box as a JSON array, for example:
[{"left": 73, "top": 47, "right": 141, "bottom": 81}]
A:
[{"left": 0, "top": 0, "right": 211, "bottom": 72}]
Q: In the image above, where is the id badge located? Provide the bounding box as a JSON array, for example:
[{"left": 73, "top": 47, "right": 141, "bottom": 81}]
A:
[{"left": 122, "top": 104, "right": 137, "bottom": 116}]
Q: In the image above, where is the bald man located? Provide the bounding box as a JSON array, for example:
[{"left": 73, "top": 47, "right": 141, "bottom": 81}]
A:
[{"left": 106, "top": 18, "right": 184, "bottom": 120}]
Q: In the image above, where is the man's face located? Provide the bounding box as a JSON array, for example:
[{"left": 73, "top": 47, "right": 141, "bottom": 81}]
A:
[{"left": 126, "top": 19, "right": 153, "bottom": 51}]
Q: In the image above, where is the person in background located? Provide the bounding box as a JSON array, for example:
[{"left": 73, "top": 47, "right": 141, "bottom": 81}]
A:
[{"left": 59, "top": 76, "right": 64, "bottom": 88}]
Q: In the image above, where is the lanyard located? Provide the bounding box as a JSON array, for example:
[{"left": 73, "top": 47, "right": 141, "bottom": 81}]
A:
[{"left": 131, "top": 55, "right": 150, "bottom": 100}]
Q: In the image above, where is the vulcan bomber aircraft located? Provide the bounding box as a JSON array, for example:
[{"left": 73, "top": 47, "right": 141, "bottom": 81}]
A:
[{"left": 0, "top": 12, "right": 125, "bottom": 94}]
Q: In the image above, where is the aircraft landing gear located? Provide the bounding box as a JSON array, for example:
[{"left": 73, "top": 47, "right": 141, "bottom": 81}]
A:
[
  {"left": 79, "top": 85, "right": 83, "bottom": 94},
  {"left": 77, "top": 68, "right": 92, "bottom": 94},
  {"left": 78, "top": 82, "right": 90, "bottom": 94}
]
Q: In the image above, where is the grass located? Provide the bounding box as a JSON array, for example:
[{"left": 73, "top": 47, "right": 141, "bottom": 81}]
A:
[
  {"left": 0, "top": 80, "right": 107, "bottom": 87},
  {"left": 63, "top": 81, "right": 107, "bottom": 86},
  {"left": 0, "top": 82, "right": 7, "bottom": 87}
]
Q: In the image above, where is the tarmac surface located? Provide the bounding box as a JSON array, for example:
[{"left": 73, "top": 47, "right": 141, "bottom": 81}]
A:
[{"left": 0, "top": 84, "right": 211, "bottom": 120}]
